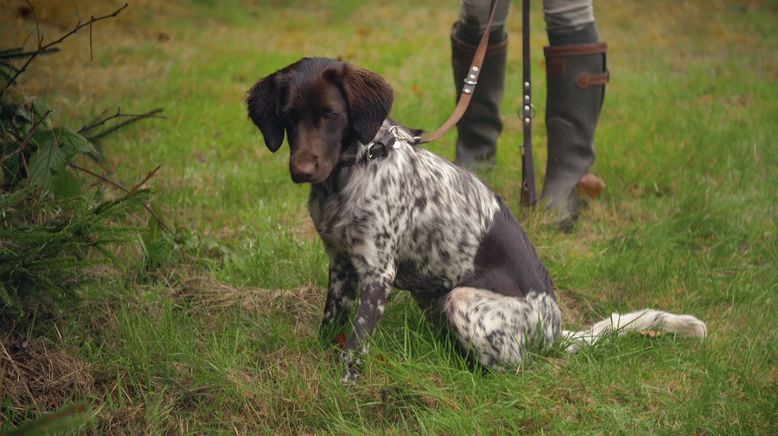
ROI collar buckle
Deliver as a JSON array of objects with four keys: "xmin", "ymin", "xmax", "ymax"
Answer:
[{"xmin": 366, "ymin": 142, "xmax": 379, "ymax": 160}]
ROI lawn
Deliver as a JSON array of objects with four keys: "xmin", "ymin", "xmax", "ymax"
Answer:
[{"xmin": 1, "ymin": 0, "xmax": 776, "ymax": 433}]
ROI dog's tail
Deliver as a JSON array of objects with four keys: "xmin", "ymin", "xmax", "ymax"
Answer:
[{"xmin": 562, "ymin": 309, "xmax": 707, "ymax": 353}]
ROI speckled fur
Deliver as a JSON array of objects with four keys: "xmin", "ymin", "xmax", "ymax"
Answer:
[
  {"xmin": 443, "ymin": 288, "xmax": 562, "ymax": 370},
  {"xmin": 310, "ymin": 121, "xmax": 565, "ymax": 382},
  {"xmin": 246, "ymin": 58, "xmax": 707, "ymax": 384}
]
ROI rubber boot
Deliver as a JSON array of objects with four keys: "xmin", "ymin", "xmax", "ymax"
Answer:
[
  {"xmin": 451, "ymin": 24, "xmax": 508, "ymax": 168},
  {"xmin": 541, "ymin": 41, "xmax": 608, "ymax": 230}
]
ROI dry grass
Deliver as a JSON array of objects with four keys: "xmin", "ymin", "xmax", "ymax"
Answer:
[
  {"xmin": 173, "ymin": 275, "xmax": 324, "ymax": 333},
  {"xmin": 0, "ymin": 333, "xmax": 94, "ymax": 424}
]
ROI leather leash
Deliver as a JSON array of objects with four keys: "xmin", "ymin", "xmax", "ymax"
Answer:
[
  {"xmin": 416, "ymin": 0, "xmax": 537, "ymax": 208},
  {"xmin": 416, "ymin": 0, "xmax": 500, "ymax": 144}
]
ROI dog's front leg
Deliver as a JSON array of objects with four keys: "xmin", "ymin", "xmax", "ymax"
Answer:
[
  {"xmin": 341, "ymin": 259, "xmax": 395, "ymax": 384},
  {"xmin": 320, "ymin": 254, "xmax": 358, "ymax": 344}
]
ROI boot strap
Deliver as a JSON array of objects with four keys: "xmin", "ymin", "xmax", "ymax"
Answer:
[
  {"xmin": 544, "ymin": 42, "xmax": 610, "ymax": 88},
  {"xmin": 576, "ymin": 70, "xmax": 610, "ymax": 88},
  {"xmin": 544, "ymin": 42, "xmax": 608, "ymax": 57}
]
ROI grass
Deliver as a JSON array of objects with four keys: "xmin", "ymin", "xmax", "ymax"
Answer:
[{"xmin": 1, "ymin": 0, "xmax": 776, "ymax": 433}]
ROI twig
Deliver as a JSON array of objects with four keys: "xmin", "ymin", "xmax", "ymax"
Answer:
[
  {"xmin": 84, "ymin": 108, "xmax": 165, "ymax": 142},
  {"xmin": 78, "ymin": 108, "xmax": 120, "ymax": 134},
  {"xmin": 28, "ymin": 0, "xmax": 41, "ymax": 50},
  {"xmin": 66, "ymin": 163, "xmax": 124, "ymax": 192},
  {"xmin": 4, "ymin": 2, "xmax": 129, "ymax": 89},
  {"xmin": 128, "ymin": 165, "xmax": 161, "ymax": 195},
  {"xmin": 67, "ymin": 162, "xmax": 173, "ymax": 235},
  {"xmin": 89, "ymin": 16, "xmax": 94, "ymax": 62},
  {"xmin": 0, "ymin": 109, "xmax": 52, "ymax": 163},
  {"xmin": 78, "ymin": 108, "xmax": 165, "ymax": 136}
]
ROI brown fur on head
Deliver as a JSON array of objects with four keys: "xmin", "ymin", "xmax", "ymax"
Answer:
[{"xmin": 246, "ymin": 57, "xmax": 393, "ymax": 184}]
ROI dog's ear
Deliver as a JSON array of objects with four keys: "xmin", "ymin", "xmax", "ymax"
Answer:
[
  {"xmin": 246, "ymin": 73, "xmax": 285, "ymax": 152},
  {"xmin": 335, "ymin": 64, "xmax": 393, "ymax": 144}
]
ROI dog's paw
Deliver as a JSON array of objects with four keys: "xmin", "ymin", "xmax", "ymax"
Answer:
[
  {"xmin": 666, "ymin": 314, "xmax": 707, "ymax": 339},
  {"xmin": 340, "ymin": 367, "xmax": 361, "ymax": 386},
  {"xmin": 340, "ymin": 349, "xmax": 363, "ymax": 386}
]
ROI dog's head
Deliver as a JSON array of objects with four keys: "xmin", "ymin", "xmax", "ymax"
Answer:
[{"xmin": 246, "ymin": 57, "xmax": 393, "ymax": 184}]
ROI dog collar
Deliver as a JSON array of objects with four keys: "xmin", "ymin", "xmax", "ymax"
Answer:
[{"xmin": 337, "ymin": 126, "xmax": 400, "ymax": 169}]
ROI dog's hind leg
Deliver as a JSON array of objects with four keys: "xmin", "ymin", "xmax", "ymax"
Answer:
[
  {"xmin": 442, "ymin": 287, "xmax": 562, "ymax": 370},
  {"xmin": 563, "ymin": 309, "xmax": 707, "ymax": 353}
]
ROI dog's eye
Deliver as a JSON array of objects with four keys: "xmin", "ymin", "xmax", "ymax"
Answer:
[{"xmin": 321, "ymin": 111, "xmax": 339, "ymax": 120}]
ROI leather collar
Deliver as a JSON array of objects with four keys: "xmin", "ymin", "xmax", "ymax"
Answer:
[{"xmin": 337, "ymin": 128, "xmax": 397, "ymax": 169}]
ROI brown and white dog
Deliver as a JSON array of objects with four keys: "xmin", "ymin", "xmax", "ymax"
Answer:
[{"xmin": 247, "ymin": 57, "xmax": 706, "ymax": 383}]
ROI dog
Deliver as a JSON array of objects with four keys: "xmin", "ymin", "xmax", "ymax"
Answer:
[{"xmin": 246, "ymin": 57, "xmax": 707, "ymax": 383}]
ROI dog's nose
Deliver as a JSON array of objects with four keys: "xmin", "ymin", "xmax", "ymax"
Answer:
[{"xmin": 291, "ymin": 159, "xmax": 317, "ymax": 183}]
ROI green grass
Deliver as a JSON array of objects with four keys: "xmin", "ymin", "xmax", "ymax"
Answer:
[{"xmin": 1, "ymin": 0, "xmax": 776, "ymax": 433}]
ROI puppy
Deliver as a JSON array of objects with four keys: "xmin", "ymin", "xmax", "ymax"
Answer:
[{"xmin": 246, "ymin": 57, "xmax": 706, "ymax": 383}]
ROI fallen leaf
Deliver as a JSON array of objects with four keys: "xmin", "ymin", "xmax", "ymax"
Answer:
[
  {"xmin": 577, "ymin": 173, "xmax": 606, "ymax": 199},
  {"xmin": 335, "ymin": 333, "xmax": 348, "ymax": 349}
]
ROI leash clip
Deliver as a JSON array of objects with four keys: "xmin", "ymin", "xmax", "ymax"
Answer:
[{"xmin": 387, "ymin": 125, "xmax": 409, "ymax": 147}]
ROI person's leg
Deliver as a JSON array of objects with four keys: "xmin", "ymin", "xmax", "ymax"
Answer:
[
  {"xmin": 452, "ymin": 0, "xmax": 511, "ymax": 168},
  {"xmin": 541, "ymin": 0, "xmax": 609, "ymax": 230}
]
